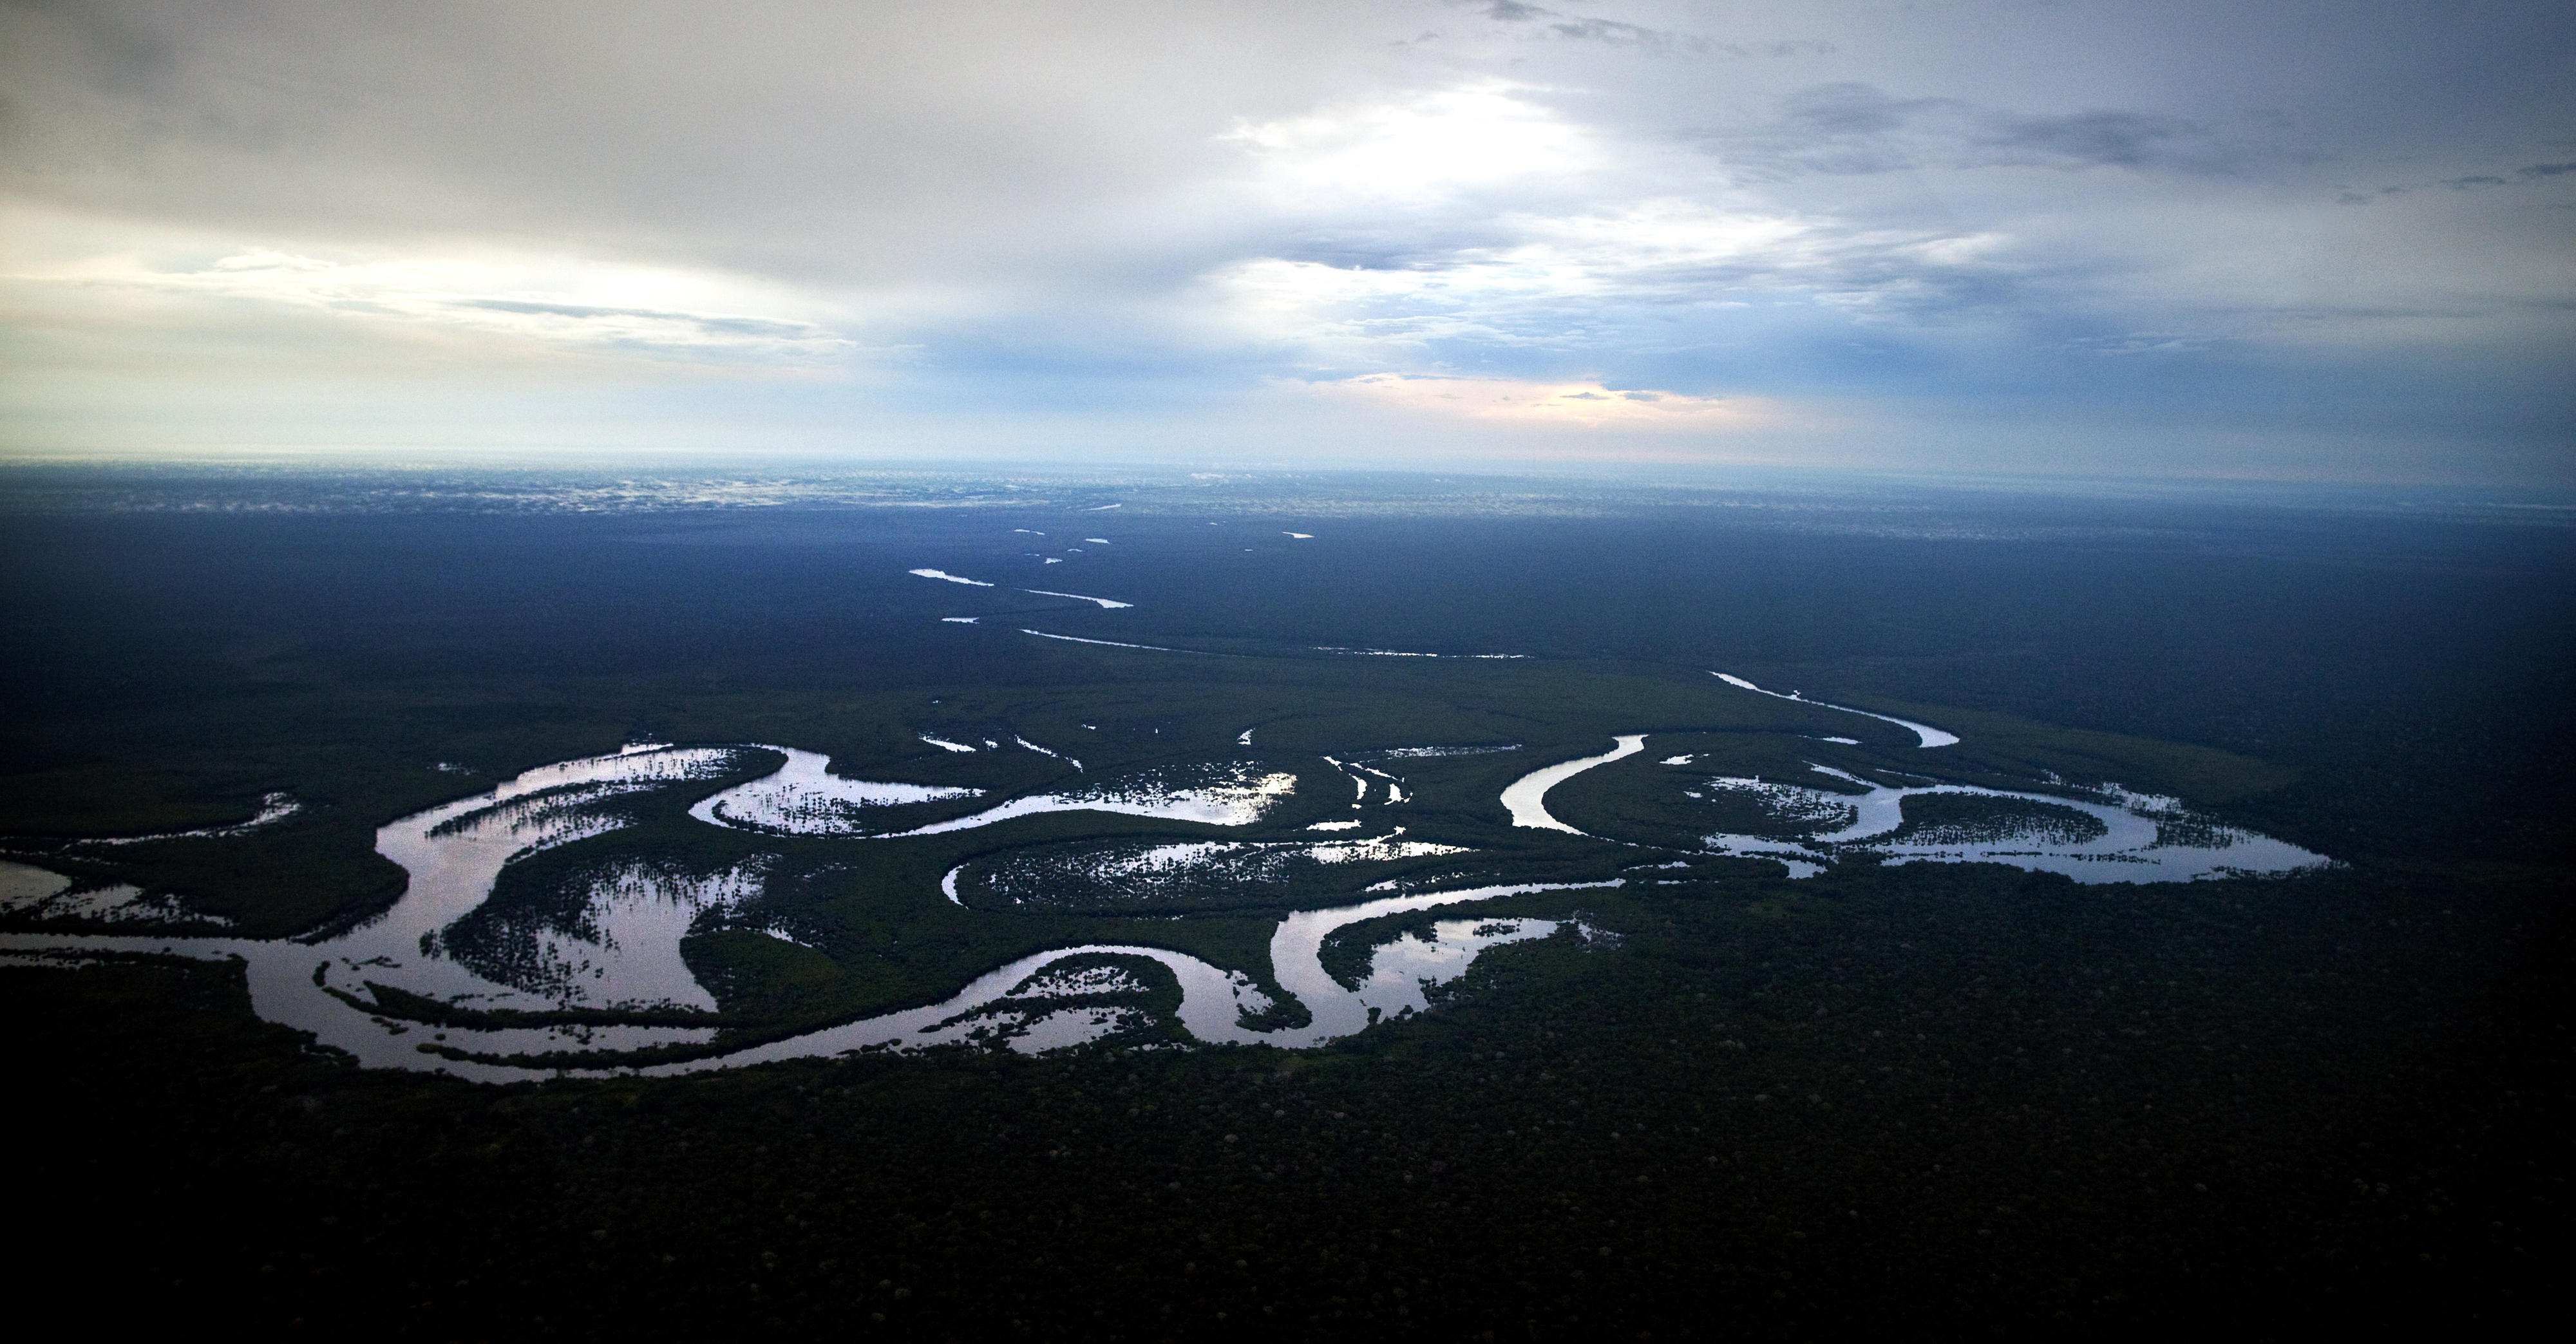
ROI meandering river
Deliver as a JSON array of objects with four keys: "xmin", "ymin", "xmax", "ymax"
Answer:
[
  {"xmin": 0, "ymin": 746, "xmax": 1607, "ymax": 1081},
  {"xmin": 0, "ymin": 698, "xmax": 2327, "ymax": 1081}
]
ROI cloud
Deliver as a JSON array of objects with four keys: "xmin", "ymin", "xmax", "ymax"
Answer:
[
  {"xmin": 1290, "ymin": 372, "xmax": 1780, "ymax": 431},
  {"xmin": 1697, "ymin": 83, "xmax": 2229, "ymax": 179},
  {"xmin": 1221, "ymin": 80, "xmax": 1596, "ymax": 205},
  {"xmin": 1206, "ymin": 81, "xmax": 2046, "ymax": 368},
  {"xmin": 2441, "ymin": 162, "xmax": 2576, "ymax": 191},
  {"xmin": 0, "ymin": 1, "xmax": 2568, "ymax": 483},
  {"xmin": 1975, "ymin": 109, "xmax": 2207, "ymax": 169},
  {"xmin": 1463, "ymin": 1, "xmax": 1831, "ymax": 58},
  {"xmin": 2343, "ymin": 158, "xmax": 2576, "ymax": 202},
  {"xmin": 1208, "ymin": 184, "xmax": 2024, "ymax": 379},
  {"xmin": 2061, "ymin": 332, "xmax": 2207, "ymax": 356},
  {"xmin": 10, "ymin": 241, "xmax": 858, "ymax": 364}
]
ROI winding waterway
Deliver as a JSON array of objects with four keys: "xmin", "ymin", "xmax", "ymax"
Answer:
[
  {"xmin": 0, "ymin": 746, "xmax": 1606, "ymax": 1081},
  {"xmin": 1499, "ymin": 735, "xmax": 1647, "ymax": 831},
  {"xmin": 1712, "ymin": 672, "xmax": 1962, "ymax": 747},
  {"xmin": 1, "ymin": 695, "xmax": 2327, "ymax": 1081}
]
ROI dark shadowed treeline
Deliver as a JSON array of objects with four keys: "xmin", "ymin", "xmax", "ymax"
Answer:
[{"xmin": 8, "ymin": 857, "xmax": 2561, "ymax": 1339}]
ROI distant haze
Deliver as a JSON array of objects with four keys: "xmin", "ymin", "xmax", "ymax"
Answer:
[{"xmin": 2, "ymin": 1, "xmax": 2569, "ymax": 484}]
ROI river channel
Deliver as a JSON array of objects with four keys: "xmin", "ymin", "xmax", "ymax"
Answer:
[{"xmin": 0, "ymin": 694, "xmax": 2325, "ymax": 1081}]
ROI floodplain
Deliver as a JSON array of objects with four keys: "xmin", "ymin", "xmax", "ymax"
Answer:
[{"xmin": 0, "ymin": 464, "xmax": 2563, "ymax": 1339}]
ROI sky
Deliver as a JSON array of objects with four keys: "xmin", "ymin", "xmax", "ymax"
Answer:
[{"xmin": 2, "ymin": 0, "xmax": 2570, "ymax": 484}]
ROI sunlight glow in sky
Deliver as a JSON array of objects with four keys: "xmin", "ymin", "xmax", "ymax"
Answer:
[{"xmin": 1, "ymin": 1, "xmax": 2568, "ymax": 483}]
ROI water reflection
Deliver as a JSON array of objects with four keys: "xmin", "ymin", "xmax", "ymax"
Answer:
[
  {"xmin": 1690, "ymin": 764, "xmax": 2329, "ymax": 883},
  {"xmin": 0, "ymin": 718, "xmax": 2330, "ymax": 1082},
  {"xmin": 1500, "ymin": 736, "xmax": 1646, "ymax": 832}
]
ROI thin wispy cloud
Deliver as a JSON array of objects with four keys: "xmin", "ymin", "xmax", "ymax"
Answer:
[{"xmin": 21, "ymin": 249, "xmax": 858, "ymax": 363}]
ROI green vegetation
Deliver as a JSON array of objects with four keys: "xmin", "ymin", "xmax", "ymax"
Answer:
[
  {"xmin": 8, "ymin": 856, "xmax": 2559, "ymax": 1338},
  {"xmin": 1888, "ymin": 792, "xmax": 2109, "ymax": 846},
  {"xmin": 2, "ymin": 475, "xmax": 2563, "ymax": 1336}
]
